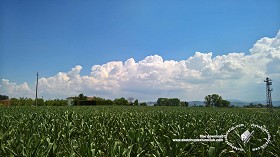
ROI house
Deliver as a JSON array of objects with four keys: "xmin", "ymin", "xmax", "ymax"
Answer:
[
  {"xmin": 66, "ymin": 97, "xmax": 75, "ymax": 106},
  {"xmin": 66, "ymin": 96, "xmax": 96, "ymax": 106},
  {"xmin": 0, "ymin": 99, "xmax": 11, "ymax": 106}
]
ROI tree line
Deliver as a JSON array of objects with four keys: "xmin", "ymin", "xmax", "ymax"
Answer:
[
  {"xmin": 71, "ymin": 94, "xmax": 148, "ymax": 106},
  {"xmin": 3, "ymin": 94, "xmax": 267, "ymax": 108},
  {"xmin": 154, "ymin": 98, "xmax": 188, "ymax": 106},
  {"xmin": 1, "ymin": 97, "xmax": 68, "ymax": 106},
  {"xmin": 244, "ymin": 103, "xmax": 265, "ymax": 108},
  {"xmin": 204, "ymin": 94, "xmax": 230, "ymax": 107}
]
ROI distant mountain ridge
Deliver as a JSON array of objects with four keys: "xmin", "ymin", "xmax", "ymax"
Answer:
[
  {"xmin": 228, "ymin": 99, "xmax": 280, "ymax": 107},
  {"xmin": 188, "ymin": 100, "xmax": 280, "ymax": 107},
  {"xmin": 145, "ymin": 100, "xmax": 280, "ymax": 107}
]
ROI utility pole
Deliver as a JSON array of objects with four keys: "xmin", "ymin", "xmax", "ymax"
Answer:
[
  {"xmin": 264, "ymin": 77, "xmax": 273, "ymax": 112},
  {"xmin": 35, "ymin": 72, "xmax": 39, "ymax": 106}
]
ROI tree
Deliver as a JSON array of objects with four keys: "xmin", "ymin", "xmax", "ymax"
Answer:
[
  {"xmin": 140, "ymin": 102, "xmax": 147, "ymax": 106},
  {"xmin": 37, "ymin": 98, "xmax": 44, "ymax": 106},
  {"xmin": 72, "ymin": 93, "xmax": 88, "ymax": 105},
  {"xmin": 211, "ymin": 94, "xmax": 223, "ymax": 107},
  {"xmin": 221, "ymin": 100, "xmax": 230, "ymax": 107},
  {"xmin": 180, "ymin": 101, "xmax": 189, "ymax": 107},
  {"xmin": 168, "ymin": 98, "xmax": 181, "ymax": 106},
  {"xmin": 114, "ymin": 97, "xmax": 129, "ymax": 106},
  {"xmin": 156, "ymin": 98, "xmax": 168, "ymax": 106},
  {"xmin": 204, "ymin": 94, "xmax": 226, "ymax": 107},
  {"xmin": 257, "ymin": 103, "xmax": 264, "ymax": 108},
  {"xmin": 78, "ymin": 93, "xmax": 87, "ymax": 100},
  {"xmin": 156, "ymin": 98, "xmax": 181, "ymax": 106},
  {"xmin": 127, "ymin": 97, "xmax": 134, "ymax": 106},
  {"xmin": 93, "ymin": 97, "xmax": 105, "ymax": 101},
  {"xmin": 245, "ymin": 103, "xmax": 264, "ymax": 108},
  {"xmin": 0, "ymin": 95, "xmax": 9, "ymax": 100},
  {"xmin": 204, "ymin": 95, "xmax": 211, "ymax": 107},
  {"xmin": 134, "ymin": 99, "xmax": 139, "ymax": 106},
  {"xmin": 10, "ymin": 98, "xmax": 19, "ymax": 106},
  {"xmin": 45, "ymin": 99, "xmax": 67, "ymax": 106},
  {"xmin": 10, "ymin": 97, "xmax": 34, "ymax": 106},
  {"xmin": 10, "ymin": 97, "xmax": 68, "ymax": 106}
]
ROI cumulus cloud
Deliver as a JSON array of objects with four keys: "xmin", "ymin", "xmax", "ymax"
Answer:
[
  {"xmin": 250, "ymin": 30, "xmax": 280, "ymax": 55},
  {"xmin": 1, "ymin": 30, "xmax": 280, "ymax": 101},
  {"xmin": 1, "ymin": 79, "xmax": 33, "ymax": 98}
]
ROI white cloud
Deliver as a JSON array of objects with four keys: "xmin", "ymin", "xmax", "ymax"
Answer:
[
  {"xmin": 1, "ymin": 79, "xmax": 33, "ymax": 98},
  {"xmin": 1, "ymin": 30, "xmax": 280, "ymax": 101},
  {"xmin": 250, "ymin": 30, "xmax": 280, "ymax": 55}
]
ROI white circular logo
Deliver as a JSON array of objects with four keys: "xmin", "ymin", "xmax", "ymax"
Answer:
[{"xmin": 224, "ymin": 124, "xmax": 271, "ymax": 151}]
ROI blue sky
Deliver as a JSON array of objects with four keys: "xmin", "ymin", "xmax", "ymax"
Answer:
[{"xmin": 1, "ymin": 0, "xmax": 280, "ymax": 101}]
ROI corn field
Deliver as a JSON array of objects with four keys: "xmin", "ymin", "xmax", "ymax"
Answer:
[{"xmin": 0, "ymin": 106, "xmax": 279, "ymax": 156}]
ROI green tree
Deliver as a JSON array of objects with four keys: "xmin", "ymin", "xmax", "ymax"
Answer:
[
  {"xmin": 93, "ymin": 97, "xmax": 105, "ymax": 101},
  {"xmin": 221, "ymin": 100, "xmax": 230, "ymax": 107},
  {"xmin": 114, "ymin": 97, "xmax": 129, "ymax": 106},
  {"xmin": 78, "ymin": 93, "xmax": 87, "ymax": 100},
  {"xmin": 10, "ymin": 98, "xmax": 19, "ymax": 106},
  {"xmin": 204, "ymin": 94, "xmax": 224, "ymax": 107},
  {"xmin": 156, "ymin": 98, "xmax": 168, "ymax": 106},
  {"xmin": 156, "ymin": 98, "xmax": 181, "ymax": 106},
  {"xmin": 168, "ymin": 98, "xmax": 180, "ymax": 106},
  {"xmin": 0, "ymin": 95, "xmax": 9, "ymax": 100},
  {"xmin": 180, "ymin": 101, "xmax": 189, "ymax": 107},
  {"xmin": 14, "ymin": 97, "xmax": 34, "ymax": 106},
  {"xmin": 204, "ymin": 95, "xmax": 211, "ymax": 107},
  {"xmin": 27, "ymin": 98, "xmax": 34, "ymax": 106},
  {"xmin": 257, "ymin": 103, "xmax": 264, "ymax": 108},
  {"xmin": 44, "ymin": 99, "xmax": 67, "ymax": 106},
  {"xmin": 127, "ymin": 97, "xmax": 134, "ymax": 106},
  {"xmin": 134, "ymin": 99, "xmax": 139, "ymax": 106},
  {"xmin": 211, "ymin": 94, "xmax": 223, "ymax": 107},
  {"xmin": 140, "ymin": 102, "xmax": 147, "ymax": 106},
  {"xmin": 37, "ymin": 98, "xmax": 45, "ymax": 106},
  {"xmin": 72, "ymin": 93, "xmax": 88, "ymax": 105}
]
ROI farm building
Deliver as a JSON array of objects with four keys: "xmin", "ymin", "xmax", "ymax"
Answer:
[
  {"xmin": 66, "ymin": 96, "xmax": 113, "ymax": 106},
  {"xmin": 66, "ymin": 96, "xmax": 96, "ymax": 106},
  {"xmin": 0, "ymin": 99, "xmax": 11, "ymax": 106},
  {"xmin": 66, "ymin": 97, "xmax": 74, "ymax": 106}
]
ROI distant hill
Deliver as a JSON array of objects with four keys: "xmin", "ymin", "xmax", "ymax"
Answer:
[
  {"xmin": 144, "ymin": 100, "xmax": 280, "ymax": 107},
  {"xmin": 188, "ymin": 101, "xmax": 205, "ymax": 106},
  {"xmin": 228, "ymin": 100, "xmax": 280, "ymax": 107},
  {"xmin": 146, "ymin": 102, "xmax": 156, "ymax": 106},
  {"xmin": 188, "ymin": 100, "xmax": 280, "ymax": 107}
]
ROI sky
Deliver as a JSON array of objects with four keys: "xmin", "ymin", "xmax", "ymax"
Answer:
[{"xmin": 0, "ymin": 0, "xmax": 280, "ymax": 102}]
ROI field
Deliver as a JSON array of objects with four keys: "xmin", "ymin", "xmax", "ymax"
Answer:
[{"xmin": 0, "ymin": 106, "xmax": 279, "ymax": 157}]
